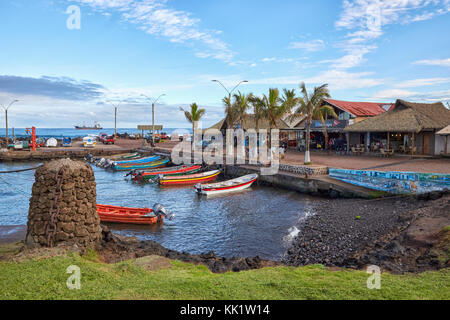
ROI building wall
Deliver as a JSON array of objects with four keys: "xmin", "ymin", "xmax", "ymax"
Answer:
[{"xmin": 435, "ymin": 134, "xmax": 450, "ymax": 155}]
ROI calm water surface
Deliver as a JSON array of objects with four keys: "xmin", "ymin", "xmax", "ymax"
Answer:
[{"xmin": 0, "ymin": 161, "xmax": 319, "ymax": 260}]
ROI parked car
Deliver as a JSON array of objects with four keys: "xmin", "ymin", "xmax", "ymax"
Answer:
[
  {"xmin": 45, "ymin": 138, "xmax": 58, "ymax": 147},
  {"xmin": 62, "ymin": 137, "xmax": 72, "ymax": 147},
  {"xmin": 160, "ymin": 132, "xmax": 169, "ymax": 140},
  {"xmin": 103, "ymin": 135, "xmax": 115, "ymax": 145},
  {"xmin": 98, "ymin": 133, "xmax": 108, "ymax": 143},
  {"xmin": 83, "ymin": 136, "xmax": 96, "ymax": 148}
]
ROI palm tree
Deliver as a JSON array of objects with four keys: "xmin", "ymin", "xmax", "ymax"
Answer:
[
  {"xmin": 223, "ymin": 95, "xmax": 238, "ymax": 129},
  {"xmin": 232, "ymin": 91, "xmax": 252, "ymax": 129},
  {"xmin": 180, "ymin": 103, "xmax": 206, "ymax": 137},
  {"xmin": 294, "ymin": 82, "xmax": 335, "ymax": 164},
  {"xmin": 255, "ymin": 88, "xmax": 291, "ymax": 148}
]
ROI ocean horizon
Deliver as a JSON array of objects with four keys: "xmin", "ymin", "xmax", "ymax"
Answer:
[{"xmin": 0, "ymin": 127, "xmax": 193, "ymax": 139}]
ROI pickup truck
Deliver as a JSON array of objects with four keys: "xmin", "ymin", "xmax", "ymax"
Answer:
[{"xmin": 103, "ymin": 136, "xmax": 115, "ymax": 145}]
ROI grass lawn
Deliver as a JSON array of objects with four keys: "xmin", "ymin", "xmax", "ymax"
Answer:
[{"xmin": 0, "ymin": 246, "xmax": 448, "ymax": 300}]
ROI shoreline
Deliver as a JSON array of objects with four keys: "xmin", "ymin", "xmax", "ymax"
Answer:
[
  {"xmin": 3, "ymin": 191, "xmax": 449, "ymax": 274},
  {"xmin": 284, "ymin": 191, "xmax": 450, "ymax": 274}
]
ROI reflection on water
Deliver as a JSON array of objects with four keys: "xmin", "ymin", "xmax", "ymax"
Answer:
[{"xmin": 0, "ymin": 161, "xmax": 320, "ymax": 260}]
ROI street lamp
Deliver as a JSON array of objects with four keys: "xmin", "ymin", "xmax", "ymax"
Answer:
[
  {"xmin": 1, "ymin": 99, "xmax": 19, "ymax": 146},
  {"xmin": 107, "ymin": 99, "xmax": 127, "ymax": 139},
  {"xmin": 212, "ymin": 79, "xmax": 248, "ymax": 99},
  {"xmin": 141, "ymin": 93, "xmax": 166, "ymax": 144}
]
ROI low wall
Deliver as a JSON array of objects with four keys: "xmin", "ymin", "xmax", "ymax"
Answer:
[
  {"xmin": 223, "ymin": 165, "xmax": 368, "ymax": 198},
  {"xmin": 329, "ymin": 168, "xmax": 450, "ymax": 194},
  {"xmin": 0, "ymin": 149, "xmax": 136, "ymax": 161}
]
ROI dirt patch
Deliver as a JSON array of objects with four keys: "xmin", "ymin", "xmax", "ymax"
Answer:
[
  {"xmin": 134, "ymin": 255, "xmax": 173, "ymax": 272},
  {"xmin": 0, "ymin": 243, "xmax": 70, "ymax": 262}
]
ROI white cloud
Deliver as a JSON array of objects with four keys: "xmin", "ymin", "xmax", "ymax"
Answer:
[
  {"xmin": 332, "ymin": 0, "xmax": 450, "ymax": 70},
  {"xmin": 71, "ymin": 0, "xmax": 235, "ymax": 62},
  {"xmin": 249, "ymin": 69, "xmax": 384, "ymax": 90},
  {"xmin": 413, "ymin": 58, "xmax": 450, "ymax": 67},
  {"xmin": 368, "ymin": 88, "xmax": 450, "ymax": 103},
  {"xmin": 395, "ymin": 77, "xmax": 450, "ymax": 88},
  {"xmin": 289, "ymin": 39, "xmax": 325, "ymax": 52}
]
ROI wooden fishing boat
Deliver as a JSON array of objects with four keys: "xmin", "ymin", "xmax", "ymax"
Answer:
[
  {"xmin": 195, "ymin": 174, "xmax": 258, "ymax": 196},
  {"xmin": 113, "ymin": 159, "xmax": 170, "ymax": 171},
  {"xmin": 97, "ymin": 204, "xmax": 163, "ymax": 225},
  {"xmin": 113, "ymin": 155, "xmax": 160, "ymax": 165},
  {"xmin": 133, "ymin": 165, "xmax": 202, "ymax": 181},
  {"xmin": 159, "ymin": 170, "xmax": 220, "ymax": 186},
  {"xmin": 108, "ymin": 152, "xmax": 140, "ymax": 160}
]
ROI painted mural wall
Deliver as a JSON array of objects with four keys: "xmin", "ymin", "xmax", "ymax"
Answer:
[{"xmin": 329, "ymin": 168, "xmax": 450, "ymax": 194}]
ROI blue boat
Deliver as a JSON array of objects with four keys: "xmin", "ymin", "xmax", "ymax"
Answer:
[{"xmin": 114, "ymin": 156, "xmax": 160, "ymax": 165}]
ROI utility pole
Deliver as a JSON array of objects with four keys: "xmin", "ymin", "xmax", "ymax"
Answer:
[
  {"xmin": 1, "ymin": 99, "xmax": 19, "ymax": 147},
  {"xmin": 141, "ymin": 94, "xmax": 166, "ymax": 144},
  {"xmin": 108, "ymin": 100, "xmax": 126, "ymax": 139}
]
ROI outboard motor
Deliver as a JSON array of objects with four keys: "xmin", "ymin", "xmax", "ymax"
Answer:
[
  {"xmin": 125, "ymin": 169, "xmax": 136, "ymax": 178},
  {"xmin": 85, "ymin": 154, "xmax": 93, "ymax": 163},
  {"xmin": 152, "ymin": 203, "xmax": 175, "ymax": 221}
]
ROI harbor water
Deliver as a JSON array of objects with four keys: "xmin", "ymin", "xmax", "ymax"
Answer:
[{"xmin": 0, "ymin": 161, "xmax": 319, "ymax": 260}]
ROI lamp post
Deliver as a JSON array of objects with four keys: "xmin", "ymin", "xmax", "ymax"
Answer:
[
  {"xmin": 211, "ymin": 79, "xmax": 248, "ymax": 102},
  {"xmin": 1, "ymin": 99, "xmax": 19, "ymax": 146},
  {"xmin": 108, "ymin": 99, "xmax": 126, "ymax": 139},
  {"xmin": 141, "ymin": 93, "xmax": 166, "ymax": 144}
]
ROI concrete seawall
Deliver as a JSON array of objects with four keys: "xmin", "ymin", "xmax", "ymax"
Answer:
[
  {"xmin": 0, "ymin": 149, "xmax": 137, "ymax": 162},
  {"xmin": 223, "ymin": 165, "xmax": 377, "ymax": 199}
]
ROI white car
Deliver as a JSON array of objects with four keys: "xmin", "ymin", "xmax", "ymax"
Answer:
[{"xmin": 83, "ymin": 136, "xmax": 96, "ymax": 148}]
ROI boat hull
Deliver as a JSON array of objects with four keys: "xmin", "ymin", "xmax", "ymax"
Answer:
[
  {"xmin": 136, "ymin": 165, "xmax": 202, "ymax": 181},
  {"xmin": 97, "ymin": 204, "xmax": 162, "ymax": 225},
  {"xmin": 159, "ymin": 170, "xmax": 220, "ymax": 186},
  {"xmin": 113, "ymin": 159, "xmax": 169, "ymax": 171},
  {"xmin": 196, "ymin": 178, "xmax": 257, "ymax": 196},
  {"xmin": 114, "ymin": 156, "xmax": 160, "ymax": 165}
]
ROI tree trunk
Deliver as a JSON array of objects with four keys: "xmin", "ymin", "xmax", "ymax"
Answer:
[{"xmin": 305, "ymin": 117, "xmax": 311, "ymax": 164}]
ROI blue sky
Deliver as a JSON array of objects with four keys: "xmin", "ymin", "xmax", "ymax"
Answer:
[{"xmin": 0, "ymin": 0, "xmax": 449, "ymax": 128}]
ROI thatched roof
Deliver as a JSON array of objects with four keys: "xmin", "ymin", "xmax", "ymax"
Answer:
[
  {"xmin": 437, "ymin": 125, "xmax": 450, "ymax": 135},
  {"xmin": 344, "ymin": 99, "xmax": 450, "ymax": 133}
]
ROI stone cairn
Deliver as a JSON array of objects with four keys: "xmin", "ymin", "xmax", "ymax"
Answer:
[{"xmin": 25, "ymin": 159, "xmax": 102, "ymax": 249}]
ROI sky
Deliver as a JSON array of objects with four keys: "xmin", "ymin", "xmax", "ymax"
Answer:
[{"xmin": 0, "ymin": 0, "xmax": 449, "ymax": 129}]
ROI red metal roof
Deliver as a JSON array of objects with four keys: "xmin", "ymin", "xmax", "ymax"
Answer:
[{"xmin": 325, "ymin": 99, "xmax": 394, "ymax": 117}]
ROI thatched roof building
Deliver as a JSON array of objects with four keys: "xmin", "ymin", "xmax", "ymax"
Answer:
[{"xmin": 344, "ymin": 99, "xmax": 450, "ymax": 133}]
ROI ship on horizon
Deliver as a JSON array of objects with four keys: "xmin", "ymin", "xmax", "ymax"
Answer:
[{"xmin": 74, "ymin": 122, "xmax": 103, "ymax": 130}]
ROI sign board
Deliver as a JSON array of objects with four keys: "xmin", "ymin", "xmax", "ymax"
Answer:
[{"xmin": 137, "ymin": 125, "xmax": 163, "ymax": 131}]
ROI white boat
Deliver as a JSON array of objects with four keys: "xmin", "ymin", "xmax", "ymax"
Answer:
[{"xmin": 195, "ymin": 173, "xmax": 258, "ymax": 196}]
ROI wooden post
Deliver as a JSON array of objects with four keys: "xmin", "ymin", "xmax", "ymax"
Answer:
[
  {"xmin": 387, "ymin": 132, "xmax": 390, "ymax": 150},
  {"xmin": 346, "ymin": 132, "xmax": 350, "ymax": 153},
  {"xmin": 411, "ymin": 132, "xmax": 415, "ymax": 157},
  {"xmin": 445, "ymin": 135, "xmax": 448, "ymax": 155}
]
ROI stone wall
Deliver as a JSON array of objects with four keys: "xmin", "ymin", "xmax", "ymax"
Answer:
[{"xmin": 25, "ymin": 159, "xmax": 102, "ymax": 249}]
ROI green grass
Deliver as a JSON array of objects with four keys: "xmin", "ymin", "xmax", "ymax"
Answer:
[{"xmin": 0, "ymin": 251, "xmax": 449, "ymax": 300}]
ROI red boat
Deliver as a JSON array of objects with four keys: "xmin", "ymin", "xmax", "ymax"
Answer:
[{"xmin": 97, "ymin": 204, "xmax": 163, "ymax": 225}]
